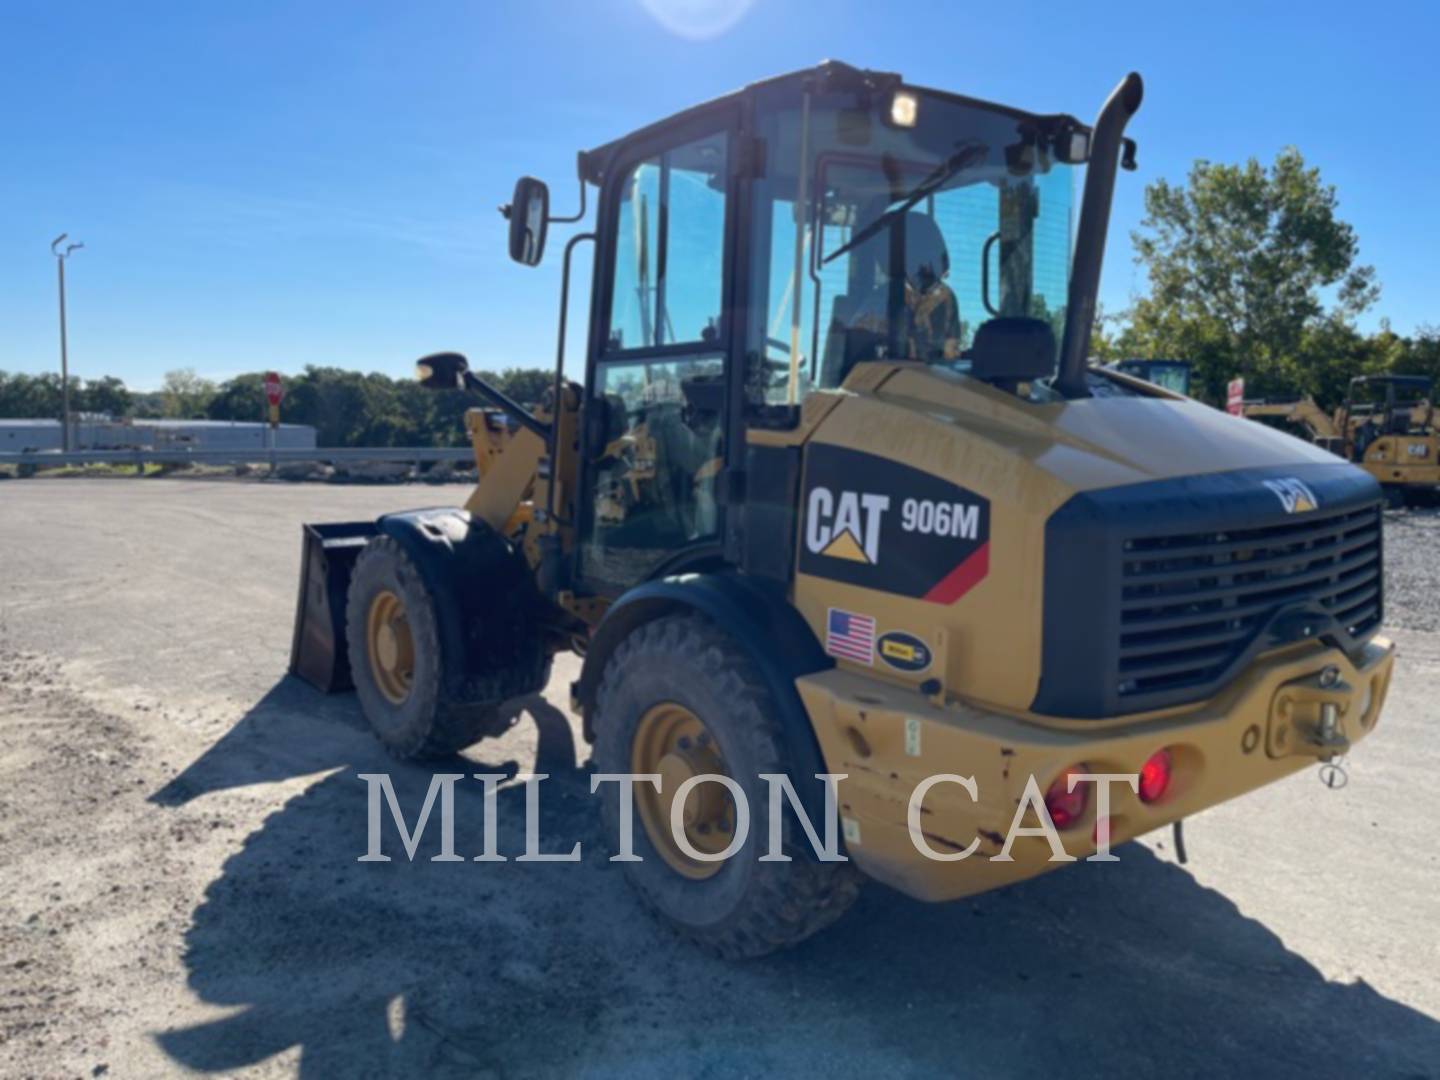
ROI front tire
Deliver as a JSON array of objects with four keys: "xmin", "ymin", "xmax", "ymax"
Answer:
[
  {"xmin": 345, "ymin": 535, "xmax": 509, "ymax": 759},
  {"xmin": 592, "ymin": 614, "xmax": 860, "ymax": 958}
]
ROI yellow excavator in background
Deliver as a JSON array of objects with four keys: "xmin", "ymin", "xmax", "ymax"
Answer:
[{"xmin": 1243, "ymin": 375, "xmax": 1437, "ymax": 505}]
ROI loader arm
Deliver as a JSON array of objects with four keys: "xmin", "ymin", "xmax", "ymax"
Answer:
[{"xmin": 462, "ymin": 407, "xmax": 547, "ymax": 535}]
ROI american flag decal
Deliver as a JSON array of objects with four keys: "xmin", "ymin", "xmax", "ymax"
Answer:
[{"xmin": 826, "ymin": 608, "xmax": 875, "ymax": 665}]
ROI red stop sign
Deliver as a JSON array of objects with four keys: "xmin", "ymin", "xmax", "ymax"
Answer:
[
  {"xmin": 264, "ymin": 372, "xmax": 283, "ymax": 407},
  {"xmin": 1226, "ymin": 377, "xmax": 1245, "ymax": 416}
]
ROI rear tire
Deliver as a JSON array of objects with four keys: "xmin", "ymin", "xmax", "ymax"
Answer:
[
  {"xmin": 593, "ymin": 614, "xmax": 861, "ymax": 958},
  {"xmin": 346, "ymin": 535, "xmax": 514, "ymax": 759}
]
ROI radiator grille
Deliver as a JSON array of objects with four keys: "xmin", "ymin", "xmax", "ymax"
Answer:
[{"xmin": 1116, "ymin": 504, "xmax": 1383, "ymax": 698}]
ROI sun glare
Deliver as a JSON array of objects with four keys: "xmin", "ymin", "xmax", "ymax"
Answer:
[{"xmin": 638, "ymin": 0, "xmax": 756, "ymax": 40}]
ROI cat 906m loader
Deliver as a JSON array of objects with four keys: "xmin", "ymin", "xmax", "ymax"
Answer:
[{"xmin": 290, "ymin": 63, "xmax": 1395, "ymax": 957}]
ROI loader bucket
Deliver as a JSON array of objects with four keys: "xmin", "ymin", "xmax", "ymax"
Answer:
[{"xmin": 289, "ymin": 521, "xmax": 378, "ymax": 693}]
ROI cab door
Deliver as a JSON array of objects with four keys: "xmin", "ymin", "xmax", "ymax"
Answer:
[{"xmin": 576, "ymin": 116, "xmax": 739, "ymax": 593}]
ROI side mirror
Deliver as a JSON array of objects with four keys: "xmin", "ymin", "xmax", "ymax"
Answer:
[
  {"xmin": 507, "ymin": 176, "xmax": 549, "ymax": 266},
  {"xmin": 415, "ymin": 351, "xmax": 469, "ymax": 390}
]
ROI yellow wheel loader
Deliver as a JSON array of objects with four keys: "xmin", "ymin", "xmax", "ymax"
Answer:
[
  {"xmin": 1243, "ymin": 375, "xmax": 1438, "ymax": 506},
  {"xmin": 290, "ymin": 63, "xmax": 1395, "ymax": 957}
]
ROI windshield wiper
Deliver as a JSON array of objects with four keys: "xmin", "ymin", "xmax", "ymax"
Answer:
[{"xmin": 822, "ymin": 142, "xmax": 989, "ymax": 266}]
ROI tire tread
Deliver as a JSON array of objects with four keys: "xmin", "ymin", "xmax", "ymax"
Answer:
[{"xmin": 594, "ymin": 614, "xmax": 860, "ymax": 958}]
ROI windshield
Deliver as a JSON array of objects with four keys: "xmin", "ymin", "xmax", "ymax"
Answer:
[{"xmin": 746, "ymin": 86, "xmax": 1079, "ymax": 405}]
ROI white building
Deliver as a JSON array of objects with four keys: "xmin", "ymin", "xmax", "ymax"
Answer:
[{"xmin": 0, "ymin": 418, "xmax": 318, "ymax": 452}]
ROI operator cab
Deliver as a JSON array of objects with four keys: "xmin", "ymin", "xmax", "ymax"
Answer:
[
  {"xmin": 737, "ymin": 77, "xmax": 1085, "ymax": 403},
  {"xmin": 1342, "ymin": 375, "xmax": 1434, "ymax": 448},
  {"xmin": 503, "ymin": 61, "xmax": 1141, "ymax": 594}
]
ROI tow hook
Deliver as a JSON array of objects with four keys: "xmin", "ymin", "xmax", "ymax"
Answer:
[
  {"xmin": 1267, "ymin": 664, "xmax": 1353, "ymax": 788},
  {"xmin": 1317, "ymin": 699, "xmax": 1349, "ymax": 789}
]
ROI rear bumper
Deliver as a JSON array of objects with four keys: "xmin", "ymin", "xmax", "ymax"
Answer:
[{"xmin": 796, "ymin": 636, "xmax": 1394, "ymax": 902}]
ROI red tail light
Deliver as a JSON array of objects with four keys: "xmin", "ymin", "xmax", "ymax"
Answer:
[
  {"xmin": 1139, "ymin": 748, "xmax": 1173, "ymax": 803},
  {"xmin": 1044, "ymin": 765, "xmax": 1088, "ymax": 829}
]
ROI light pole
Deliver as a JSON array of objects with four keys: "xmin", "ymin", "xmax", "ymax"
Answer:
[{"xmin": 51, "ymin": 233, "xmax": 83, "ymax": 452}]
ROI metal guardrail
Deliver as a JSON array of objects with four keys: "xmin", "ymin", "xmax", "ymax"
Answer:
[{"xmin": 0, "ymin": 447, "xmax": 476, "ymax": 468}]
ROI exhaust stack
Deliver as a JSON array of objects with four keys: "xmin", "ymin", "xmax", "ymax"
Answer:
[{"xmin": 1056, "ymin": 72, "xmax": 1144, "ymax": 399}]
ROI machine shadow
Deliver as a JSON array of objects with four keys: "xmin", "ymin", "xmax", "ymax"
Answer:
[{"xmin": 152, "ymin": 678, "xmax": 1440, "ymax": 1077}]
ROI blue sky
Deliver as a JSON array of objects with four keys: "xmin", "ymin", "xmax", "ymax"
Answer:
[{"xmin": 1, "ymin": 0, "xmax": 1434, "ymax": 389}]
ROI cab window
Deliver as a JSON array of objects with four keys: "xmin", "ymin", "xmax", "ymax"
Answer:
[
  {"xmin": 583, "ymin": 128, "xmax": 730, "ymax": 591},
  {"xmin": 608, "ymin": 132, "xmax": 728, "ymax": 351}
]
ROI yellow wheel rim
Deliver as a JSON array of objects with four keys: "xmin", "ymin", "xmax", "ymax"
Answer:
[
  {"xmin": 365, "ymin": 589, "xmax": 415, "ymax": 705},
  {"xmin": 631, "ymin": 703, "xmax": 735, "ymax": 880}
]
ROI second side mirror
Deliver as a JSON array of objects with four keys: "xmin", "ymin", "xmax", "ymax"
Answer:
[
  {"xmin": 507, "ymin": 176, "xmax": 550, "ymax": 266},
  {"xmin": 415, "ymin": 351, "xmax": 469, "ymax": 390}
]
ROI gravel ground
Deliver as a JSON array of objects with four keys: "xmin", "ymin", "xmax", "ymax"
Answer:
[
  {"xmin": 1382, "ymin": 505, "xmax": 1440, "ymax": 634},
  {"xmin": 0, "ymin": 479, "xmax": 1437, "ymax": 1079}
]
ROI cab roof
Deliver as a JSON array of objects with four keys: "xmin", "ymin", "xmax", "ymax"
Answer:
[{"xmin": 577, "ymin": 60, "xmax": 1086, "ymax": 187}]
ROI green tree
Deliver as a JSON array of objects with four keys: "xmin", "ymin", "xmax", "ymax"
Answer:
[
  {"xmin": 77, "ymin": 375, "xmax": 132, "ymax": 417},
  {"xmin": 1126, "ymin": 148, "xmax": 1378, "ymax": 404},
  {"xmin": 1397, "ymin": 325, "xmax": 1440, "ymax": 389},
  {"xmin": 282, "ymin": 366, "xmax": 366, "ymax": 445},
  {"xmin": 207, "ymin": 373, "xmax": 271, "ymax": 423},
  {"xmin": 489, "ymin": 367, "xmax": 553, "ymax": 408},
  {"xmin": 0, "ymin": 372, "xmax": 63, "ymax": 417},
  {"xmin": 0, "ymin": 362, "xmax": 557, "ymax": 447},
  {"xmin": 1088, "ymin": 304, "xmax": 1130, "ymax": 363},
  {"xmin": 160, "ymin": 368, "xmax": 218, "ymax": 418},
  {"xmin": 131, "ymin": 391, "xmax": 167, "ymax": 419}
]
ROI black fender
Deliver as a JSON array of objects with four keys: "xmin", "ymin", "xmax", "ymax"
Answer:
[
  {"xmin": 377, "ymin": 507, "xmax": 545, "ymax": 703},
  {"xmin": 576, "ymin": 572, "xmax": 837, "ymax": 833}
]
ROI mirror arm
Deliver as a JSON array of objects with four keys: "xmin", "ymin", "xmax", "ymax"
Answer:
[
  {"xmin": 461, "ymin": 371, "xmax": 551, "ymax": 440},
  {"xmin": 546, "ymin": 177, "xmax": 588, "ymax": 225},
  {"xmin": 499, "ymin": 180, "xmax": 584, "ymax": 224}
]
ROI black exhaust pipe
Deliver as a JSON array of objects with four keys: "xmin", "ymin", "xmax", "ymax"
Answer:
[{"xmin": 1055, "ymin": 72, "xmax": 1144, "ymax": 399}]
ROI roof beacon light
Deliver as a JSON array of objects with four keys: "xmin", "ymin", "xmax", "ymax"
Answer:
[{"xmin": 890, "ymin": 90, "xmax": 919, "ymax": 128}]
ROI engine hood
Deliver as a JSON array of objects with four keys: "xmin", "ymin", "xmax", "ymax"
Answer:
[
  {"xmin": 789, "ymin": 362, "xmax": 1384, "ymax": 723},
  {"xmin": 874, "ymin": 366, "xmax": 1343, "ymax": 494}
]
